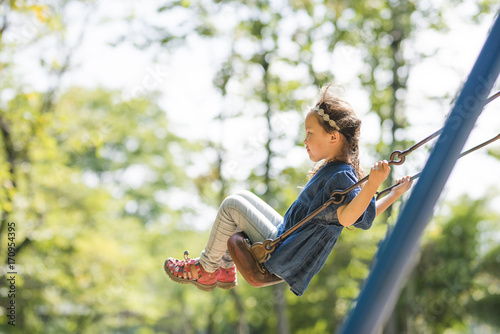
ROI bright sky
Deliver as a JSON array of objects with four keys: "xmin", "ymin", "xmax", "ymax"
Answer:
[{"xmin": 7, "ymin": 0, "xmax": 500, "ymax": 225}]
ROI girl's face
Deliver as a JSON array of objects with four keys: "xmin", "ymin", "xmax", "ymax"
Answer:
[{"xmin": 303, "ymin": 112, "xmax": 339, "ymax": 162}]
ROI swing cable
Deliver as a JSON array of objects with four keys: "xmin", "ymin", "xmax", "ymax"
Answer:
[
  {"xmin": 375, "ymin": 90, "xmax": 500, "ymax": 199},
  {"xmin": 327, "ymin": 89, "xmax": 500, "ymax": 205},
  {"xmin": 252, "ymin": 90, "xmax": 500, "ymax": 258},
  {"xmin": 376, "ymin": 131, "xmax": 500, "ymax": 199},
  {"xmin": 382, "ymin": 90, "xmax": 500, "ymax": 167}
]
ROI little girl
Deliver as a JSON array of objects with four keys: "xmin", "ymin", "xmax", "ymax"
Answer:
[{"xmin": 165, "ymin": 85, "xmax": 412, "ymax": 296}]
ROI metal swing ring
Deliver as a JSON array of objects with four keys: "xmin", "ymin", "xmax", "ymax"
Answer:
[
  {"xmin": 331, "ymin": 192, "xmax": 345, "ymax": 204},
  {"xmin": 265, "ymin": 242, "xmax": 274, "ymax": 251},
  {"xmin": 389, "ymin": 150, "xmax": 406, "ymax": 165}
]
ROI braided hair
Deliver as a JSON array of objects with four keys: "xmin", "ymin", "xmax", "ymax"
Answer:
[{"xmin": 308, "ymin": 84, "xmax": 364, "ymax": 180}]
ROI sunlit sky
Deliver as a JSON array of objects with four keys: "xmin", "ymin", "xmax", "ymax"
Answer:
[{"xmin": 7, "ymin": 0, "xmax": 500, "ymax": 226}]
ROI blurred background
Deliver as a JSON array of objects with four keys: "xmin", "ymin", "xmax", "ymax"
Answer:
[{"xmin": 1, "ymin": 0, "xmax": 500, "ymax": 333}]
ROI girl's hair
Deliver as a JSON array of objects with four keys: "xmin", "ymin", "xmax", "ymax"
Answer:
[{"xmin": 308, "ymin": 84, "xmax": 365, "ymax": 180}]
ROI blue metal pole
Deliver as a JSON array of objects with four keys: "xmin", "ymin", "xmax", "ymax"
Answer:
[{"xmin": 339, "ymin": 14, "xmax": 500, "ymax": 334}]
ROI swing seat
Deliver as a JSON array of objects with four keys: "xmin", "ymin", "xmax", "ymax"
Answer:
[{"xmin": 227, "ymin": 232, "xmax": 283, "ymax": 287}]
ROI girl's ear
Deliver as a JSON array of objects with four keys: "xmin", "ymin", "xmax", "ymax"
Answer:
[{"xmin": 330, "ymin": 131, "xmax": 340, "ymax": 144}]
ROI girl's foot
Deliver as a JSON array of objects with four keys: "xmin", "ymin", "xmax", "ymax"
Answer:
[
  {"xmin": 164, "ymin": 251, "xmax": 217, "ymax": 292},
  {"xmin": 217, "ymin": 265, "xmax": 238, "ymax": 290}
]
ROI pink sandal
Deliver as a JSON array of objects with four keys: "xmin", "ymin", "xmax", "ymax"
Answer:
[
  {"xmin": 164, "ymin": 251, "xmax": 218, "ymax": 292},
  {"xmin": 217, "ymin": 265, "xmax": 238, "ymax": 289}
]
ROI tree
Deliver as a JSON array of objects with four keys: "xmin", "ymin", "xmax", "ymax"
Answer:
[
  {"xmin": 0, "ymin": 86, "xmax": 213, "ymax": 332},
  {"xmin": 124, "ymin": 0, "xmax": 499, "ymax": 332},
  {"xmin": 395, "ymin": 194, "xmax": 500, "ymax": 333},
  {"xmin": 3, "ymin": 0, "xmax": 497, "ymax": 332},
  {"xmin": 0, "ymin": 0, "xmax": 95, "ymax": 245}
]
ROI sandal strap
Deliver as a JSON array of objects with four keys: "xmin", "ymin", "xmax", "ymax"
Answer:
[
  {"xmin": 195, "ymin": 262, "xmax": 202, "ymax": 278},
  {"xmin": 175, "ymin": 260, "xmax": 185, "ymax": 278},
  {"xmin": 187, "ymin": 258, "xmax": 199, "ymax": 280},
  {"xmin": 168, "ymin": 256, "xmax": 201, "ymax": 281},
  {"xmin": 168, "ymin": 249, "xmax": 221, "ymax": 282}
]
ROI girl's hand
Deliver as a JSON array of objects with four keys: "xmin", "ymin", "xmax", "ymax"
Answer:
[
  {"xmin": 368, "ymin": 160, "xmax": 390, "ymax": 188},
  {"xmin": 391, "ymin": 176, "xmax": 413, "ymax": 195}
]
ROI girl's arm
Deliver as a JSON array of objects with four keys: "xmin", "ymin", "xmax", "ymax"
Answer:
[
  {"xmin": 375, "ymin": 176, "xmax": 412, "ymax": 216},
  {"xmin": 337, "ymin": 162, "xmax": 413, "ymax": 226},
  {"xmin": 337, "ymin": 160, "xmax": 391, "ymax": 227}
]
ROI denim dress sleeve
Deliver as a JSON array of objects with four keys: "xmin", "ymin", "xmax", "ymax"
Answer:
[
  {"xmin": 264, "ymin": 163, "xmax": 376, "ymax": 296},
  {"xmin": 309, "ymin": 169, "xmax": 376, "ymax": 229}
]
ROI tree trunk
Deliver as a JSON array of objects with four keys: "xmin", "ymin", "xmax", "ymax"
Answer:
[
  {"xmin": 275, "ymin": 284, "xmax": 290, "ymax": 334},
  {"xmin": 231, "ymin": 289, "xmax": 250, "ymax": 334}
]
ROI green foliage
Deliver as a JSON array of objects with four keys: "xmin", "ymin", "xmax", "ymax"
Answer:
[
  {"xmin": 1, "ymin": 0, "xmax": 499, "ymax": 333},
  {"xmin": 395, "ymin": 195, "xmax": 500, "ymax": 333},
  {"xmin": 0, "ymin": 87, "xmax": 210, "ymax": 332}
]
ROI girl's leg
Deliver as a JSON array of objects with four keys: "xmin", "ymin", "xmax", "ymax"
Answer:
[
  {"xmin": 164, "ymin": 192, "xmax": 282, "ymax": 291},
  {"xmin": 200, "ymin": 193, "xmax": 283, "ymax": 273},
  {"xmin": 218, "ymin": 191, "xmax": 283, "ymax": 269},
  {"xmin": 234, "ymin": 190, "xmax": 283, "ymax": 227}
]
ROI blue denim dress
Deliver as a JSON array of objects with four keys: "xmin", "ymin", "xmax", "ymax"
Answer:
[{"xmin": 265, "ymin": 161, "xmax": 376, "ymax": 296}]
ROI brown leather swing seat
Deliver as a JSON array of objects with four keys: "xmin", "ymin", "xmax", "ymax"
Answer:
[{"xmin": 227, "ymin": 232, "xmax": 283, "ymax": 287}]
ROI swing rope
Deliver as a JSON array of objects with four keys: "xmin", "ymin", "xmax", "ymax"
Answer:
[
  {"xmin": 248, "ymin": 90, "xmax": 500, "ymax": 264},
  {"xmin": 375, "ymin": 90, "xmax": 500, "ymax": 198},
  {"xmin": 376, "ymin": 131, "xmax": 500, "ymax": 199},
  {"xmin": 346, "ymin": 89, "xmax": 500, "ymax": 203}
]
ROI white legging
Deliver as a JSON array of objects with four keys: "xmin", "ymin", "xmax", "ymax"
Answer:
[{"xmin": 199, "ymin": 191, "xmax": 283, "ymax": 272}]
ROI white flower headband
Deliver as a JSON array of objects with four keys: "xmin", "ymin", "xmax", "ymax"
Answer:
[{"xmin": 313, "ymin": 106, "xmax": 340, "ymax": 131}]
